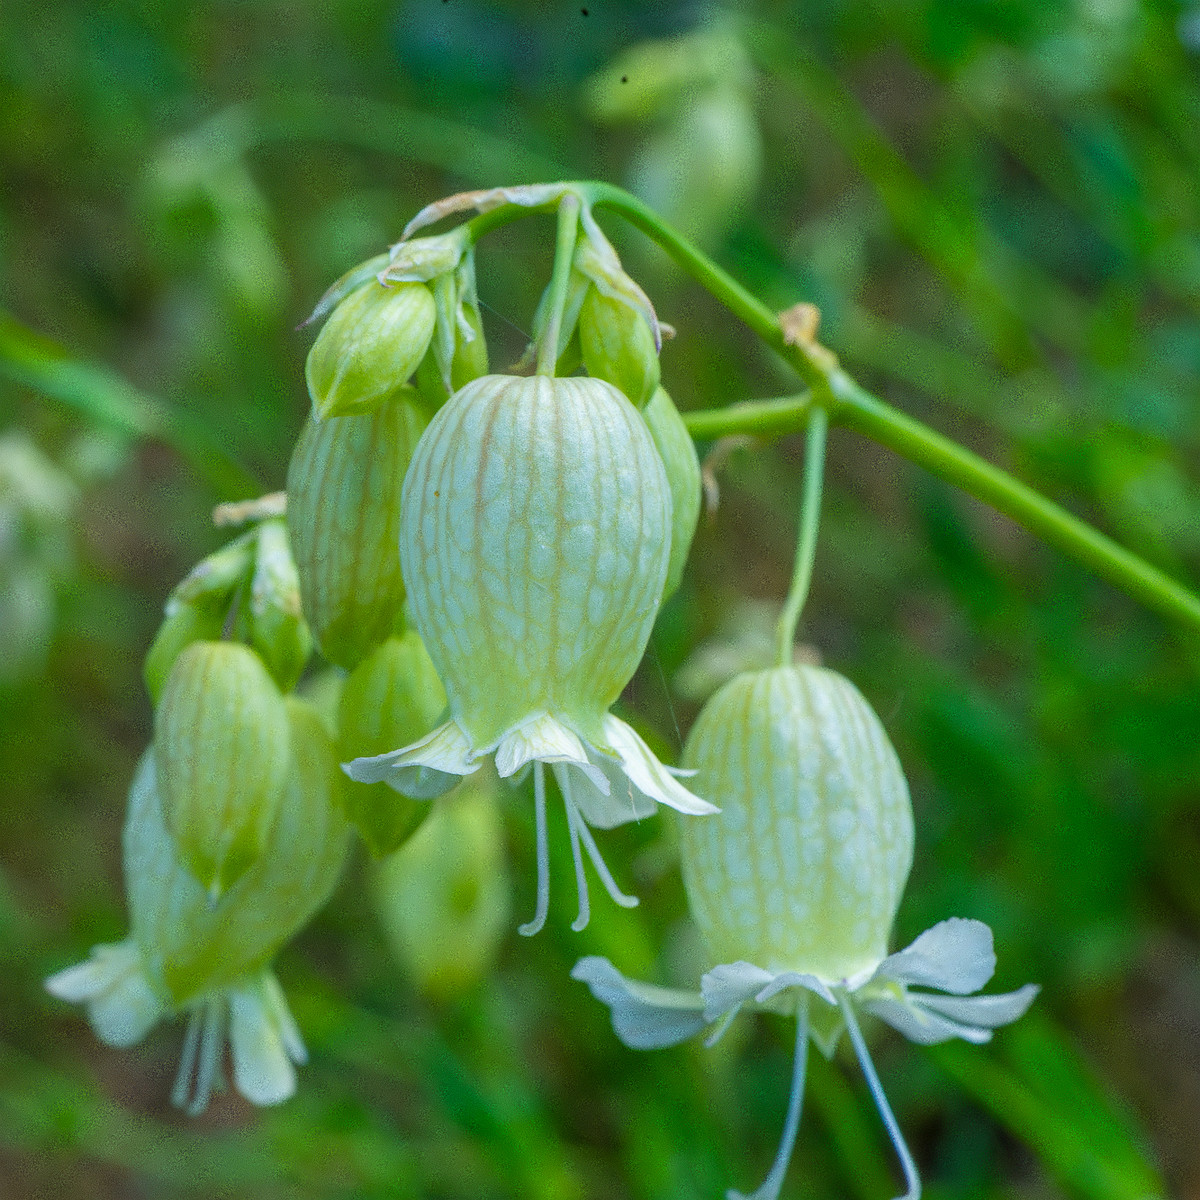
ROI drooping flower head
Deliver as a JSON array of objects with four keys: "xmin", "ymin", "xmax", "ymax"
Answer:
[
  {"xmin": 46, "ymin": 697, "xmax": 349, "ymax": 1114},
  {"xmin": 574, "ymin": 664, "xmax": 1037, "ymax": 1200},
  {"xmin": 347, "ymin": 371, "xmax": 716, "ymax": 934}
]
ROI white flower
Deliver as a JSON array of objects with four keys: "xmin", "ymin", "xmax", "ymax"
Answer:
[
  {"xmin": 346, "ymin": 373, "xmax": 716, "ymax": 935},
  {"xmin": 574, "ymin": 919, "xmax": 1038, "ymax": 1200}
]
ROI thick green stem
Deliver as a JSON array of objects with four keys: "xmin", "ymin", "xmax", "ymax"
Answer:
[
  {"xmin": 777, "ymin": 406, "xmax": 829, "ymax": 665},
  {"xmin": 536, "ymin": 195, "xmax": 581, "ymax": 378}
]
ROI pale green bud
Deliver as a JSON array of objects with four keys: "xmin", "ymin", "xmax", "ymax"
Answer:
[
  {"xmin": 401, "ymin": 374, "xmax": 672, "ymax": 750},
  {"xmin": 642, "ymin": 387, "xmax": 700, "ymax": 600},
  {"xmin": 143, "ymin": 599, "xmax": 226, "ymax": 704},
  {"xmin": 239, "ymin": 518, "xmax": 313, "ymax": 691},
  {"xmin": 305, "ymin": 281, "xmax": 436, "ymax": 420},
  {"xmin": 374, "ymin": 773, "xmax": 511, "ymax": 999},
  {"xmin": 414, "ymin": 297, "xmax": 489, "ymax": 407},
  {"xmin": 286, "ymin": 387, "xmax": 428, "ymax": 669},
  {"xmin": 579, "ymin": 286, "xmax": 660, "ymax": 410},
  {"xmin": 680, "ymin": 665, "xmax": 913, "ymax": 980},
  {"xmin": 154, "ymin": 641, "xmax": 291, "ymax": 898},
  {"xmin": 337, "ymin": 632, "xmax": 447, "ymax": 856}
]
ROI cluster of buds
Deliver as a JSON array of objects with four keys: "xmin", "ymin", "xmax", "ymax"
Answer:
[{"xmin": 48, "ymin": 180, "xmax": 1035, "ymax": 1194}]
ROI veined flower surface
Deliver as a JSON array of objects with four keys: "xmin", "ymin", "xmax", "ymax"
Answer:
[
  {"xmin": 574, "ymin": 664, "xmax": 1037, "ymax": 1200},
  {"xmin": 46, "ymin": 699, "xmax": 349, "ymax": 1113},
  {"xmin": 346, "ymin": 373, "xmax": 716, "ymax": 934}
]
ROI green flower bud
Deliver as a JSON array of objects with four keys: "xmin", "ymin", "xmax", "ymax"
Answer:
[
  {"xmin": 305, "ymin": 281, "xmax": 436, "ymax": 420},
  {"xmin": 143, "ymin": 599, "xmax": 226, "ymax": 704},
  {"xmin": 337, "ymin": 632, "xmax": 447, "ymax": 855},
  {"xmin": 579, "ymin": 285, "xmax": 660, "ymax": 410},
  {"xmin": 680, "ymin": 665, "xmax": 913, "ymax": 980},
  {"xmin": 154, "ymin": 641, "xmax": 291, "ymax": 898},
  {"xmin": 642, "ymin": 387, "xmax": 700, "ymax": 600},
  {"xmin": 374, "ymin": 773, "xmax": 511, "ymax": 1000},
  {"xmin": 239, "ymin": 518, "xmax": 313, "ymax": 691},
  {"xmin": 286, "ymin": 387, "xmax": 428, "ymax": 669}
]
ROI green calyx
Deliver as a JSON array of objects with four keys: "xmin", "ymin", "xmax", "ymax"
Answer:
[
  {"xmin": 153, "ymin": 641, "xmax": 292, "ymax": 899},
  {"xmin": 337, "ymin": 632, "xmax": 447, "ymax": 856},
  {"xmin": 286, "ymin": 386, "xmax": 427, "ymax": 670},
  {"xmin": 305, "ymin": 280, "xmax": 436, "ymax": 420},
  {"xmin": 680, "ymin": 664, "xmax": 913, "ymax": 981},
  {"xmin": 642, "ymin": 386, "xmax": 701, "ymax": 600},
  {"xmin": 578, "ymin": 286, "xmax": 660, "ymax": 409}
]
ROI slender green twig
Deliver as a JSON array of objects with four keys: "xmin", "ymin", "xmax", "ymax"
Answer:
[
  {"xmin": 537, "ymin": 196, "xmax": 581, "ymax": 377},
  {"xmin": 776, "ymin": 407, "xmax": 829, "ymax": 665}
]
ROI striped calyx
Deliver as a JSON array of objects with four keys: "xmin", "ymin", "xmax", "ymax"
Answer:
[
  {"xmin": 287, "ymin": 386, "xmax": 428, "ymax": 669},
  {"xmin": 401, "ymin": 373, "xmax": 671, "ymax": 749},
  {"xmin": 578, "ymin": 286, "xmax": 660, "ymax": 410},
  {"xmin": 154, "ymin": 641, "xmax": 291, "ymax": 898},
  {"xmin": 305, "ymin": 281, "xmax": 436, "ymax": 420},
  {"xmin": 680, "ymin": 665, "xmax": 913, "ymax": 981}
]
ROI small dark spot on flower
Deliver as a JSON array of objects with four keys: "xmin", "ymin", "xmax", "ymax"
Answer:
[
  {"xmin": 580, "ymin": 6, "xmax": 588, "ymax": 14},
  {"xmin": 621, "ymin": 75, "xmax": 628, "ymax": 83}
]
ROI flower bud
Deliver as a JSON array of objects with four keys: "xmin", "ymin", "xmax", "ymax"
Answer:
[
  {"xmin": 374, "ymin": 773, "xmax": 511, "ymax": 1000},
  {"xmin": 578, "ymin": 286, "xmax": 660, "ymax": 410},
  {"xmin": 286, "ymin": 387, "xmax": 428, "ymax": 669},
  {"xmin": 154, "ymin": 641, "xmax": 291, "ymax": 898},
  {"xmin": 680, "ymin": 665, "xmax": 913, "ymax": 980},
  {"xmin": 337, "ymin": 632, "xmax": 447, "ymax": 855},
  {"xmin": 642, "ymin": 387, "xmax": 700, "ymax": 600},
  {"xmin": 143, "ymin": 599, "xmax": 226, "ymax": 704},
  {"xmin": 305, "ymin": 281, "xmax": 436, "ymax": 420},
  {"xmin": 238, "ymin": 518, "xmax": 313, "ymax": 692}
]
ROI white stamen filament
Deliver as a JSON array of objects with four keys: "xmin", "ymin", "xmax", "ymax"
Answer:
[
  {"xmin": 838, "ymin": 991, "xmax": 921, "ymax": 1200},
  {"xmin": 171, "ymin": 1007, "xmax": 203, "ymax": 1110},
  {"xmin": 171, "ymin": 995, "xmax": 227, "ymax": 1116},
  {"xmin": 572, "ymin": 804, "xmax": 639, "ymax": 910},
  {"xmin": 518, "ymin": 761, "xmax": 551, "ymax": 937},
  {"xmin": 728, "ymin": 994, "xmax": 810, "ymax": 1200},
  {"xmin": 559, "ymin": 766, "xmax": 593, "ymax": 932}
]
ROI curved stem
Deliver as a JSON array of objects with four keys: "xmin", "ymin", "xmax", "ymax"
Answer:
[
  {"xmin": 839, "ymin": 993, "xmax": 921, "ymax": 1200},
  {"xmin": 536, "ymin": 195, "xmax": 581, "ymax": 377},
  {"xmin": 777, "ymin": 406, "xmax": 829, "ymax": 665}
]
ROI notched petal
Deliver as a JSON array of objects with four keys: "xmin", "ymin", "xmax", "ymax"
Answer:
[
  {"xmin": 874, "ymin": 917, "xmax": 997, "ymax": 995},
  {"xmin": 344, "ymin": 719, "xmax": 475, "ymax": 798},
  {"xmin": 572, "ymin": 956, "xmax": 706, "ymax": 1049}
]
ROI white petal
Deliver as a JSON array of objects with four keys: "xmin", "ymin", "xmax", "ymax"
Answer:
[
  {"xmin": 587, "ymin": 715, "xmax": 718, "ymax": 828},
  {"xmin": 700, "ymin": 961, "xmax": 775, "ymax": 1023},
  {"xmin": 344, "ymin": 719, "xmax": 474, "ymax": 798},
  {"xmin": 494, "ymin": 713, "xmax": 603, "ymax": 788},
  {"xmin": 46, "ymin": 941, "xmax": 163, "ymax": 1048},
  {"xmin": 571, "ymin": 956, "xmax": 707, "ymax": 1049},
  {"xmin": 755, "ymin": 971, "xmax": 838, "ymax": 1009},
  {"xmin": 912, "ymin": 983, "xmax": 1040, "ymax": 1029},
  {"xmin": 227, "ymin": 974, "xmax": 305, "ymax": 1107},
  {"xmin": 859, "ymin": 993, "xmax": 994, "ymax": 1046},
  {"xmin": 874, "ymin": 918, "xmax": 996, "ymax": 995}
]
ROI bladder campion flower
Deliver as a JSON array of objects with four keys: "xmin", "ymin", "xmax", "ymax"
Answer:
[
  {"xmin": 46, "ymin": 698, "xmax": 349, "ymax": 1114},
  {"xmin": 574, "ymin": 664, "xmax": 1037, "ymax": 1200},
  {"xmin": 346, "ymin": 372, "xmax": 716, "ymax": 934}
]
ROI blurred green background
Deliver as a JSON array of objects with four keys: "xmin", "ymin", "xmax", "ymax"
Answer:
[{"xmin": 3, "ymin": 0, "xmax": 1200, "ymax": 1196}]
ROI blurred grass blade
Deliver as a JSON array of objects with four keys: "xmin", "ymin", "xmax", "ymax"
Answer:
[
  {"xmin": 0, "ymin": 311, "xmax": 260, "ymax": 499},
  {"xmin": 930, "ymin": 1014, "xmax": 1164, "ymax": 1200}
]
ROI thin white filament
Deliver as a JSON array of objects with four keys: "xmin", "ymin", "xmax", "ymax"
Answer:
[
  {"xmin": 838, "ymin": 992, "xmax": 921, "ymax": 1200},
  {"xmin": 518, "ymin": 762, "xmax": 551, "ymax": 937},
  {"xmin": 558, "ymin": 767, "xmax": 592, "ymax": 933},
  {"xmin": 189, "ymin": 995, "xmax": 225, "ymax": 1116},
  {"xmin": 170, "ymin": 1007, "xmax": 204, "ymax": 1110},
  {"xmin": 728, "ymin": 995, "xmax": 810, "ymax": 1200},
  {"xmin": 571, "ymin": 802, "xmax": 639, "ymax": 910}
]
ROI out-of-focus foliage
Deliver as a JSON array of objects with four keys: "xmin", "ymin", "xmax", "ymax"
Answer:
[{"xmin": 2, "ymin": 0, "xmax": 1199, "ymax": 1197}]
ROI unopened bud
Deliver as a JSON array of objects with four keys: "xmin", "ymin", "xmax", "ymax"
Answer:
[
  {"xmin": 238, "ymin": 518, "xmax": 313, "ymax": 691},
  {"xmin": 154, "ymin": 641, "xmax": 291, "ymax": 898},
  {"xmin": 578, "ymin": 285, "xmax": 660, "ymax": 409},
  {"xmin": 144, "ymin": 600, "xmax": 226, "ymax": 704},
  {"xmin": 305, "ymin": 281, "xmax": 436, "ymax": 420},
  {"xmin": 642, "ymin": 387, "xmax": 700, "ymax": 600},
  {"xmin": 337, "ymin": 631, "xmax": 447, "ymax": 855},
  {"xmin": 287, "ymin": 388, "xmax": 428, "ymax": 669}
]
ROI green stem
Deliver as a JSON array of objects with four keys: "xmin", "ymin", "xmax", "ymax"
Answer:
[
  {"xmin": 777, "ymin": 406, "xmax": 828, "ymax": 665},
  {"xmin": 536, "ymin": 195, "xmax": 581, "ymax": 377}
]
